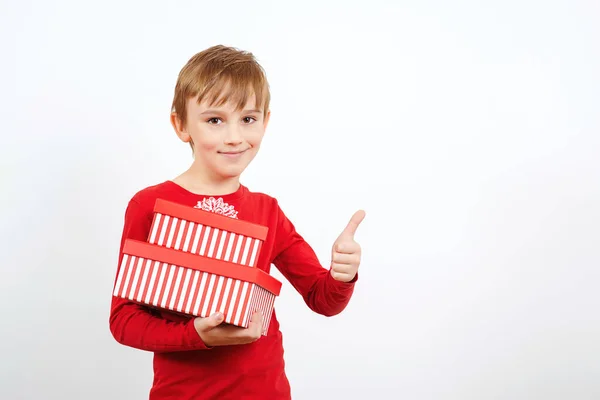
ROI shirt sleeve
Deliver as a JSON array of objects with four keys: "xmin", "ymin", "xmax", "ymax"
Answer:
[
  {"xmin": 108, "ymin": 198, "xmax": 211, "ymax": 352},
  {"xmin": 271, "ymin": 202, "xmax": 357, "ymax": 317}
]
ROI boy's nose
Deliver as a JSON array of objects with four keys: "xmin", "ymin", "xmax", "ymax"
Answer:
[{"xmin": 224, "ymin": 125, "xmax": 243, "ymax": 144}]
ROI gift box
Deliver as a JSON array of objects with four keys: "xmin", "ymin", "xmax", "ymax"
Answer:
[
  {"xmin": 113, "ymin": 239, "xmax": 282, "ymax": 335},
  {"xmin": 147, "ymin": 199, "xmax": 268, "ymax": 267},
  {"xmin": 113, "ymin": 198, "xmax": 281, "ymax": 336}
]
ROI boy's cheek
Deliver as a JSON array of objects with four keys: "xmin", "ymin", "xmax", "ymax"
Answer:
[
  {"xmin": 194, "ymin": 138, "xmax": 220, "ymax": 152},
  {"xmin": 247, "ymin": 130, "xmax": 266, "ymax": 145}
]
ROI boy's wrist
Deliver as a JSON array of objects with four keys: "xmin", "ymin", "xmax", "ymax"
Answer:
[
  {"xmin": 187, "ymin": 318, "xmax": 213, "ymax": 349},
  {"xmin": 328, "ymin": 268, "xmax": 358, "ymax": 286}
]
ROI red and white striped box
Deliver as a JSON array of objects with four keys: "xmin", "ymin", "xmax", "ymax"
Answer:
[
  {"xmin": 148, "ymin": 199, "xmax": 267, "ymax": 268},
  {"xmin": 113, "ymin": 239, "xmax": 282, "ymax": 336}
]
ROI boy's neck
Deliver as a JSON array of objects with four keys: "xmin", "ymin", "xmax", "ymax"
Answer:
[{"xmin": 173, "ymin": 168, "xmax": 241, "ymax": 196}]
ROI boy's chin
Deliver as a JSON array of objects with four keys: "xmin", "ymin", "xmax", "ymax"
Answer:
[{"xmin": 216, "ymin": 166, "xmax": 247, "ymax": 179}]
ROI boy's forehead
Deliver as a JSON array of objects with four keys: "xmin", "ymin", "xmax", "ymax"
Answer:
[
  {"xmin": 190, "ymin": 91, "xmax": 261, "ymax": 112},
  {"xmin": 191, "ymin": 97, "xmax": 260, "ymax": 111}
]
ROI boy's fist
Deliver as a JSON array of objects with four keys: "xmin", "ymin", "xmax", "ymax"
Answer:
[
  {"xmin": 194, "ymin": 311, "xmax": 263, "ymax": 347},
  {"xmin": 330, "ymin": 210, "xmax": 365, "ymax": 282}
]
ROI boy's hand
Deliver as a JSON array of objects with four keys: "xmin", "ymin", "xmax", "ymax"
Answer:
[
  {"xmin": 194, "ymin": 311, "xmax": 263, "ymax": 347},
  {"xmin": 330, "ymin": 210, "xmax": 365, "ymax": 282}
]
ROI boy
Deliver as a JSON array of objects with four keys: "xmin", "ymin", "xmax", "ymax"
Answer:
[{"xmin": 109, "ymin": 45, "xmax": 365, "ymax": 399}]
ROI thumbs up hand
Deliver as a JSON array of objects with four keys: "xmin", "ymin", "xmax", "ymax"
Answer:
[{"xmin": 330, "ymin": 210, "xmax": 365, "ymax": 282}]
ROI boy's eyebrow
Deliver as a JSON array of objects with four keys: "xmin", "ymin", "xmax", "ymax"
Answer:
[{"xmin": 200, "ymin": 109, "xmax": 262, "ymax": 115}]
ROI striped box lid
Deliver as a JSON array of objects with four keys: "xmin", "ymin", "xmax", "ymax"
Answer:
[{"xmin": 148, "ymin": 199, "xmax": 268, "ymax": 268}]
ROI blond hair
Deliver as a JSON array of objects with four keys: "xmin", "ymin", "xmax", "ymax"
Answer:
[{"xmin": 171, "ymin": 45, "xmax": 271, "ymax": 149}]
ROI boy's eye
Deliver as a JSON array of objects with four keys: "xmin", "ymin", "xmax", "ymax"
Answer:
[
  {"xmin": 243, "ymin": 117, "xmax": 256, "ymax": 124},
  {"xmin": 207, "ymin": 118, "xmax": 222, "ymax": 125}
]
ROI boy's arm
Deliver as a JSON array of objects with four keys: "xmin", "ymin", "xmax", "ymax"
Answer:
[
  {"xmin": 271, "ymin": 203, "xmax": 362, "ymax": 317},
  {"xmin": 109, "ymin": 199, "xmax": 210, "ymax": 352}
]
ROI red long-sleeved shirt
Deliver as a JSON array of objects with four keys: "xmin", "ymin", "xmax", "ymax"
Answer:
[{"xmin": 109, "ymin": 181, "xmax": 357, "ymax": 399}]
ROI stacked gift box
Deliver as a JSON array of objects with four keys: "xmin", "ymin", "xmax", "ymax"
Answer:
[{"xmin": 113, "ymin": 198, "xmax": 282, "ymax": 336}]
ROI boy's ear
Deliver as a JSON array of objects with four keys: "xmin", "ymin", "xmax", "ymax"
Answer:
[
  {"xmin": 263, "ymin": 110, "xmax": 271, "ymax": 130},
  {"xmin": 170, "ymin": 112, "xmax": 191, "ymax": 143}
]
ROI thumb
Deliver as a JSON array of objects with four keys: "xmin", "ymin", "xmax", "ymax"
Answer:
[
  {"xmin": 196, "ymin": 312, "xmax": 224, "ymax": 331},
  {"xmin": 339, "ymin": 210, "xmax": 366, "ymax": 239}
]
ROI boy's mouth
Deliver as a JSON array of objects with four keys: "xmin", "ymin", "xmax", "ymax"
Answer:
[
  {"xmin": 218, "ymin": 149, "xmax": 248, "ymax": 158},
  {"xmin": 219, "ymin": 149, "xmax": 246, "ymax": 154}
]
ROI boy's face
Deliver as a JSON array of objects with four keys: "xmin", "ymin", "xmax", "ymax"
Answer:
[{"xmin": 172, "ymin": 95, "xmax": 270, "ymax": 182}]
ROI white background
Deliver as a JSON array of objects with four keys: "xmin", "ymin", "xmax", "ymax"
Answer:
[{"xmin": 2, "ymin": 0, "xmax": 599, "ymax": 399}]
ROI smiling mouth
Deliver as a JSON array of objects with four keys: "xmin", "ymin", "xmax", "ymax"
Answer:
[
  {"xmin": 219, "ymin": 150, "xmax": 246, "ymax": 154},
  {"xmin": 218, "ymin": 149, "xmax": 248, "ymax": 157}
]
